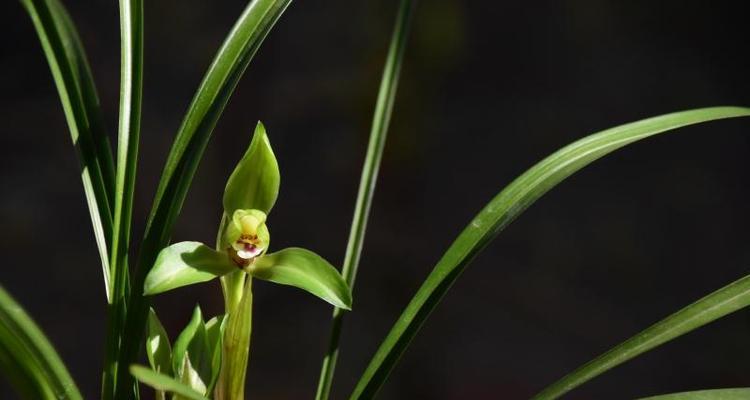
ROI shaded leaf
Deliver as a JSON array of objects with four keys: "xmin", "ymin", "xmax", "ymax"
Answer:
[
  {"xmin": 252, "ymin": 248, "xmax": 352, "ymax": 309},
  {"xmin": 144, "ymin": 242, "xmax": 237, "ymax": 295}
]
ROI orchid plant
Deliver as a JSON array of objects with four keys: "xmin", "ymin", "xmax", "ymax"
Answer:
[
  {"xmin": 4, "ymin": 0, "xmax": 750, "ymax": 399},
  {"xmin": 138, "ymin": 122, "xmax": 351, "ymax": 399}
]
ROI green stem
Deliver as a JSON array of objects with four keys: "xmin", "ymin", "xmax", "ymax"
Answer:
[
  {"xmin": 215, "ymin": 275, "xmax": 253, "ymax": 400},
  {"xmin": 315, "ymin": 0, "xmax": 415, "ymax": 398}
]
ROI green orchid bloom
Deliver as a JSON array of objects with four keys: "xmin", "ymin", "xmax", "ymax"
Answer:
[{"xmin": 143, "ymin": 122, "xmax": 352, "ymax": 310}]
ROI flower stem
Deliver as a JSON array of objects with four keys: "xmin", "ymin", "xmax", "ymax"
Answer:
[{"xmin": 215, "ymin": 274, "xmax": 253, "ymax": 400}]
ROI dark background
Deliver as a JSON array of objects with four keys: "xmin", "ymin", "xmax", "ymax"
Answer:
[{"xmin": 2, "ymin": 1, "xmax": 750, "ymax": 399}]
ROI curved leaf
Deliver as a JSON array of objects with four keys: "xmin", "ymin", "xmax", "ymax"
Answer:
[
  {"xmin": 0, "ymin": 284, "xmax": 82, "ymax": 400},
  {"xmin": 223, "ymin": 121, "xmax": 280, "ymax": 216},
  {"xmin": 533, "ymin": 275, "xmax": 750, "ymax": 399},
  {"xmin": 21, "ymin": 0, "xmax": 115, "ymax": 302},
  {"xmin": 130, "ymin": 365, "xmax": 209, "ymax": 400},
  {"xmin": 252, "ymin": 248, "xmax": 353, "ymax": 309},
  {"xmin": 349, "ymin": 106, "xmax": 750, "ymax": 399},
  {"xmin": 638, "ymin": 388, "xmax": 750, "ymax": 400},
  {"xmin": 144, "ymin": 242, "xmax": 237, "ymax": 295}
]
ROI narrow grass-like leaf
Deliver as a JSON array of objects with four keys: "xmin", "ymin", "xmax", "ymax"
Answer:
[
  {"xmin": 638, "ymin": 388, "xmax": 750, "ymax": 400},
  {"xmin": 102, "ymin": 0, "xmax": 144, "ymax": 398},
  {"xmin": 116, "ymin": 2, "xmax": 292, "ymax": 396},
  {"xmin": 533, "ymin": 275, "xmax": 750, "ymax": 399},
  {"xmin": 130, "ymin": 365, "xmax": 209, "ymax": 400},
  {"xmin": 252, "ymin": 247, "xmax": 353, "ymax": 309},
  {"xmin": 144, "ymin": 242, "xmax": 236, "ymax": 295},
  {"xmin": 0, "ymin": 284, "xmax": 82, "ymax": 400},
  {"xmin": 316, "ymin": 0, "xmax": 415, "ymax": 397},
  {"xmin": 349, "ymin": 107, "xmax": 750, "ymax": 399},
  {"xmin": 21, "ymin": 0, "xmax": 115, "ymax": 301}
]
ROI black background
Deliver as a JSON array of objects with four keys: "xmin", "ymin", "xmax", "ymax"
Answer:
[{"xmin": 2, "ymin": 1, "xmax": 750, "ymax": 399}]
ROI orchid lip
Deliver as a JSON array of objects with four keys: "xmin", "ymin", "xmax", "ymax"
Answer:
[{"xmin": 236, "ymin": 243, "xmax": 263, "ymax": 259}]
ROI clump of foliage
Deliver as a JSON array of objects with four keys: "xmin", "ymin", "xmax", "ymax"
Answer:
[{"xmin": 3, "ymin": 0, "xmax": 749, "ymax": 399}]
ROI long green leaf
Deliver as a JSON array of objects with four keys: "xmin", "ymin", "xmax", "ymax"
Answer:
[
  {"xmin": 349, "ymin": 107, "xmax": 750, "ymax": 399},
  {"xmin": 638, "ymin": 388, "xmax": 750, "ymax": 400},
  {"xmin": 130, "ymin": 365, "xmax": 209, "ymax": 400},
  {"xmin": 0, "ymin": 284, "xmax": 82, "ymax": 400},
  {"xmin": 533, "ymin": 275, "xmax": 750, "ymax": 399},
  {"xmin": 21, "ymin": 0, "xmax": 115, "ymax": 301},
  {"xmin": 316, "ymin": 0, "xmax": 416, "ymax": 397},
  {"xmin": 115, "ymin": 1, "xmax": 292, "ymax": 397},
  {"xmin": 102, "ymin": 0, "xmax": 144, "ymax": 398}
]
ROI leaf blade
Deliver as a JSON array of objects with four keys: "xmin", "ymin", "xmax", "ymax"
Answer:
[
  {"xmin": 637, "ymin": 388, "xmax": 750, "ymax": 400},
  {"xmin": 252, "ymin": 248, "xmax": 352, "ymax": 309},
  {"xmin": 21, "ymin": 0, "xmax": 115, "ymax": 301},
  {"xmin": 533, "ymin": 275, "xmax": 750, "ymax": 399},
  {"xmin": 349, "ymin": 107, "xmax": 750, "ymax": 399},
  {"xmin": 316, "ymin": 0, "xmax": 415, "ymax": 397},
  {"xmin": 0, "ymin": 284, "xmax": 82, "ymax": 400}
]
